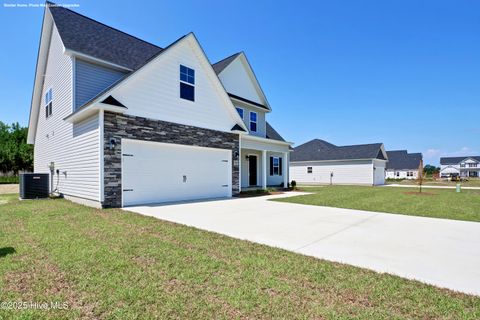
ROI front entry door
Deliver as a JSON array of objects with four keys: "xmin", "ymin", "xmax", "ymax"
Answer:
[{"xmin": 248, "ymin": 155, "xmax": 257, "ymax": 186}]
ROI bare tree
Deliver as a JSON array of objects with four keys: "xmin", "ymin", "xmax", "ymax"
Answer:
[{"xmin": 417, "ymin": 159, "xmax": 424, "ymax": 193}]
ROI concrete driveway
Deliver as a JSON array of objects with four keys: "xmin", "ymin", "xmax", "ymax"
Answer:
[{"xmin": 124, "ymin": 192, "xmax": 480, "ymax": 295}]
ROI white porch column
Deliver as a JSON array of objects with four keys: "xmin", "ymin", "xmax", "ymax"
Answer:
[
  {"xmin": 283, "ymin": 152, "xmax": 289, "ymax": 188},
  {"xmin": 261, "ymin": 150, "xmax": 267, "ymax": 189}
]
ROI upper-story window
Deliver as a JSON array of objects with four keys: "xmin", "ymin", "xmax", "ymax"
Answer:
[
  {"xmin": 460, "ymin": 163, "xmax": 466, "ymax": 168},
  {"xmin": 179, "ymin": 65, "xmax": 195, "ymax": 101},
  {"xmin": 45, "ymin": 88, "xmax": 53, "ymax": 118},
  {"xmin": 249, "ymin": 111, "xmax": 257, "ymax": 132},
  {"xmin": 468, "ymin": 163, "xmax": 478, "ymax": 168},
  {"xmin": 236, "ymin": 107, "xmax": 244, "ymax": 119}
]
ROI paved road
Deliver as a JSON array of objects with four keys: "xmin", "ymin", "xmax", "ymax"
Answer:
[{"xmin": 125, "ymin": 192, "xmax": 480, "ymax": 295}]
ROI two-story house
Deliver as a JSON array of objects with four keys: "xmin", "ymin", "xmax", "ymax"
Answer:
[
  {"xmin": 27, "ymin": 2, "xmax": 291, "ymax": 208},
  {"xmin": 440, "ymin": 156, "xmax": 480, "ymax": 178}
]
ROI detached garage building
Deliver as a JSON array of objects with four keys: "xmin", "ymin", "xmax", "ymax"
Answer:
[{"xmin": 289, "ymin": 139, "xmax": 388, "ymax": 186}]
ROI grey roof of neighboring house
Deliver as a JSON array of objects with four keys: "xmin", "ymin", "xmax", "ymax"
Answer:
[
  {"xmin": 266, "ymin": 122, "xmax": 285, "ymax": 142},
  {"xmin": 386, "ymin": 150, "xmax": 422, "ymax": 170},
  {"xmin": 440, "ymin": 156, "xmax": 480, "ymax": 165},
  {"xmin": 291, "ymin": 139, "xmax": 385, "ymax": 162},
  {"xmin": 212, "ymin": 52, "xmax": 241, "ymax": 74},
  {"xmin": 48, "ymin": 3, "xmax": 162, "ymax": 70}
]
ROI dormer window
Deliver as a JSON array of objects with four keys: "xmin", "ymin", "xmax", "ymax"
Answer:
[
  {"xmin": 249, "ymin": 111, "xmax": 257, "ymax": 132},
  {"xmin": 45, "ymin": 88, "xmax": 52, "ymax": 118},
  {"xmin": 180, "ymin": 65, "xmax": 195, "ymax": 101},
  {"xmin": 235, "ymin": 107, "xmax": 244, "ymax": 119}
]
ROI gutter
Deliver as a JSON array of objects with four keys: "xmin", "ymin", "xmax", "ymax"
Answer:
[{"xmin": 241, "ymin": 134, "xmax": 293, "ymax": 146}]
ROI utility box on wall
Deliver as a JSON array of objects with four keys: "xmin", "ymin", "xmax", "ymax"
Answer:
[{"xmin": 19, "ymin": 173, "xmax": 49, "ymax": 199}]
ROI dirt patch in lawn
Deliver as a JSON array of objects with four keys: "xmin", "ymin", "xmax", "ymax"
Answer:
[
  {"xmin": 403, "ymin": 191, "xmax": 437, "ymax": 196},
  {"xmin": 0, "ymin": 184, "xmax": 18, "ymax": 194}
]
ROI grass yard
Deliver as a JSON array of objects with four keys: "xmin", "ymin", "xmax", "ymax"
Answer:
[
  {"xmin": 0, "ymin": 194, "xmax": 479, "ymax": 319},
  {"xmin": 387, "ymin": 178, "xmax": 480, "ymax": 187},
  {"xmin": 274, "ymin": 185, "xmax": 480, "ymax": 222}
]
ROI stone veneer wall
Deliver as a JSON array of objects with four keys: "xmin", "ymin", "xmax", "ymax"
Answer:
[{"xmin": 103, "ymin": 112, "xmax": 240, "ymax": 208}]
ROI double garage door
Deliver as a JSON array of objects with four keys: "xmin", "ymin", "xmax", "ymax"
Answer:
[{"xmin": 122, "ymin": 139, "xmax": 232, "ymax": 207}]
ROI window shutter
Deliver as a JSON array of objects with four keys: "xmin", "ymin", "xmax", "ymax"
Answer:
[
  {"xmin": 269, "ymin": 157, "xmax": 274, "ymax": 176},
  {"xmin": 279, "ymin": 157, "xmax": 283, "ymax": 176}
]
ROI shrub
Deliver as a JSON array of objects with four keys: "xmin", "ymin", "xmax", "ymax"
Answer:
[
  {"xmin": 0, "ymin": 176, "xmax": 19, "ymax": 184},
  {"xmin": 290, "ymin": 180, "xmax": 297, "ymax": 190}
]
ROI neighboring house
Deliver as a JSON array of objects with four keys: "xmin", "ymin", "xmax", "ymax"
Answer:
[
  {"xmin": 289, "ymin": 139, "xmax": 388, "ymax": 186},
  {"xmin": 27, "ymin": 3, "xmax": 291, "ymax": 208},
  {"xmin": 385, "ymin": 150, "xmax": 423, "ymax": 180},
  {"xmin": 440, "ymin": 157, "xmax": 480, "ymax": 178}
]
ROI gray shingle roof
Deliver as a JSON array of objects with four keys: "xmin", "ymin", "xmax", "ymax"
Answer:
[
  {"xmin": 212, "ymin": 52, "xmax": 241, "ymax": 74},
  {"xmin": 291, "ymin": 139, "xmax": 385, "ymax": 162},
  {"xmin": 49, "ymin": 3, "xmax": 243, "ymax": 75},
  {"xmin": 47, "ymin": 3, "xmax": 273, "ymax": 121},
  {"xmin": 440, "ymin": 156, "xmax": 480, "ymax": 165},
  {"xmin": 266, "ymin": 122, "xmax": 285, "ymax": 142},
  {"xmin": 386, "ymin": 150, "xmax": 422, "ymax": 170},
  {"xmin": 48, "ymin": 2, "xmax": 162, "ymax": 70},
  {"xmin": 228, "ymin": 93, "xmax": 269, "ymax": 110}
]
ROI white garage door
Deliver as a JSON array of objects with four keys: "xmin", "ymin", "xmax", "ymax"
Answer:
[{"xmin": 122, "ymin": 139, "xmax": 232, "ymax": 206}]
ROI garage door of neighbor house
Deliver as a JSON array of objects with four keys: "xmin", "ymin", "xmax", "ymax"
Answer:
[
  {"xmin": 122, "ymin": 139, "xmax": 232, "ymax": 207},
  {"xmin": 374, "ymin": 165, "xmax": 385, "ymax": 185}
]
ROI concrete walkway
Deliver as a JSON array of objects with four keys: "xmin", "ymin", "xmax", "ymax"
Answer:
[
  {"xmin": 124, "ymin": 192, "xmax": 480, "ymax": 295},
  {"xmin": 384, "ymin": 183, "xmax": 480, "ymax": 190}
]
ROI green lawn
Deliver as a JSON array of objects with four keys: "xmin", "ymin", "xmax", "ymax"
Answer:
[
  {"xmin": 386, "ymin": 178, "xmax": 480, "ymax": 187},
  {"xmin": 0, "ymin": 194, "xmax": 479, "ymax": 319},
  {"xmin": 274, "ymin": 185, "xmax": 480, "ymax": 222}
]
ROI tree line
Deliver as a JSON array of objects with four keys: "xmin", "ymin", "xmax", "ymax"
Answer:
[{"xmin": 0, "ymin": 121, "xmax": 33, "ymax": 175}]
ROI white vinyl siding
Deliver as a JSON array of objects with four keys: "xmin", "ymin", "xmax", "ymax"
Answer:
[
  {"xmin": 110, "ymin": 36, "xmax": 239, "ymax": 133},
  {"xmin": 234, "ymin": 102, "xmax": 266, "ymax": 138},
  {"xmin": 290, "ymin": 160, "xmax": 375, "ymax": 185},
  {"xmin": 74, "ymin": 59, "xmax": 126, "ymax": 109},
  {"xmin": 33, "ymin": 25, "xmax": 101, "ymax": 202},
  {"xmin": 218, "ymin": 57, "xmax": 265, "ymax": 105},
  {"xmin": 385, "ymin": 169, "xmax": 418, "ymax": 180}
]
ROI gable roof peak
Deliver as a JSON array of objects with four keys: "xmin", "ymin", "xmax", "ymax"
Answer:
[{"xmin": 212, "ymin": 52, "xmax": 242, "ymax": 74}]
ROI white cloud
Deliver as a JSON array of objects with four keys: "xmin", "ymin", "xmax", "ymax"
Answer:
[
  {"xmin": 424, "ymin": 148, "xmax": 441, "ymax": 159},
  {"xmin": 423, "ymin": 147, "xmax": 479, "ymax": 162}
]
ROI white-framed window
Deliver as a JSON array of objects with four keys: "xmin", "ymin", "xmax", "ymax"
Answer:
[
  {"xmin": 407, "ymin": 171, "xmax": 413, "ymax": 177},
  {"xmin": 249, "ymin": 111, "xmax": 257, "ymax": 132},
  {"xmin": 307, "ymin": 167, "xmax": 313, "ymax": 173},
  {"xmin": 396, "ymin": 171, "xmax": 400, "ymax": 177},
  {"xmin": 179, "ymin": 65, "xmax": 195, "ymax": 101},
  {"xmin": 460, "ymin": 163, "xmax": 466, "ymax": 168},
  {"xmin": 45, "ymin": 88, "xmax": 52, "ymax": 118},
  {"xmin": 273, "ymin": 157, "xmax": 279, "ymax": 175},
  {"xmin": 236, "ymin": 107, "xmax": 244, "ymax": 119}
]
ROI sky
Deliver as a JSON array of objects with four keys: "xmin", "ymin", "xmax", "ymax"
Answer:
[{"xmin": 0, "ymin": 0, "xmax": 479, "ymax": 165}]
